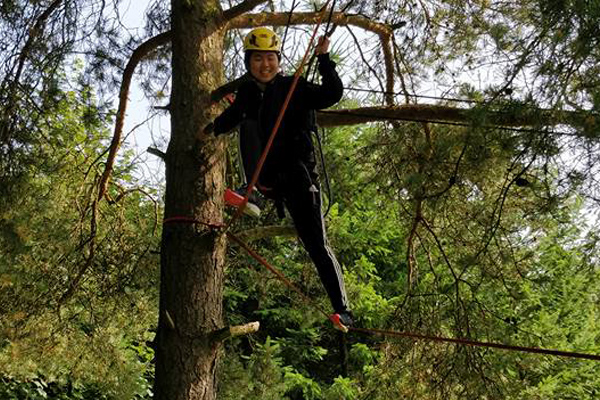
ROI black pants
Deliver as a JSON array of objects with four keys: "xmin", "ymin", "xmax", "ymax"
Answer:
[
  {"xmin": 279, "ymin": 171, "xmax": 349, "ymax": 313},
  {"xmin": 239, "ymin": 131, "xmax": 349, "ymax": 313}
]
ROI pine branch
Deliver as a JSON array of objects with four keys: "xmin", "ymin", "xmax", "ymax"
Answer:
[
  {"xmin": 222, "ymin": 0, "xmax": 268, "ymax": 22},
  {"xmin": 227, "ymin": 11, "xmax": 392, "ymax": 37},
  {"xmin": 316, "ymin": 105, "xmax": 599, "ymax": 132},
  {"xmin": 237, "ymin": 225, "xmax": 297, "ymax": 241},
  {"xmin": 1, "ymin": 0, "xmax": 65, "ymax": 143},
  {"xmin": 97, "ymin": 32, "xmax": 171, "ymax": 202},
  {"xmin": 12, "ymin": 0, "xmax": 64, "ymax": 91}
]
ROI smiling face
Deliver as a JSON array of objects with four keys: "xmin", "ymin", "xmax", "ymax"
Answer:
[{"xmin": 248, "ymin": 51, "xmax": 280, "ymax": 83}]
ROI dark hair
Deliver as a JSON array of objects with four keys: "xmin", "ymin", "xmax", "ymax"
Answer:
[{"xmin": 244, "ymin": 50, "xmax": 282, "ymax": 70}]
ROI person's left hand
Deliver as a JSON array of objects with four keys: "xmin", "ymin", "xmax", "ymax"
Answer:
[{"xmin": 314, "ymin": 36, "xmax": 330, "ymax": 55}]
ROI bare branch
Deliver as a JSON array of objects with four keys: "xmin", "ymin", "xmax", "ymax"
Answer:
[
  {"xmin": 227, "ymin": 12, "xmax": 392, "ymax": 37},
  {"xmin": 316, "ymin": 105, "xmax": 599, "ymax": 132},
  {"xmin": 380, "ymin": 32, "xmax": 394, "ymax": 106},
  {"xmin": 148, "ymin": 147, "xmax": 167, "ymax": 160},
  {"xmin": 108, "ymin": 186, "xmax": 160, "ymax": 235},
  {"xmin": 97, "ymin": 31, "xmax": 172, "ymax": 202},
  {"xmin": 222, "ymin": 0, "xmax": 268, "ymax": 22},
  {"xmin": 345, "ymin": 26, "xmax": 386, "ymax": 98}
]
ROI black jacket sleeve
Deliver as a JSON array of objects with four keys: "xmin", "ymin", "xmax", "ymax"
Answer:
[
  {"xmin": 213, "ymin": 85, "xmax": 248, "ymax": 135},
  {"xmin": 301, "ymin": 53, "xmax": 343, "ymax": 109}
]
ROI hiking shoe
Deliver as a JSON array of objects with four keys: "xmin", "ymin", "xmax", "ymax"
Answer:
[
  {"xmin": 224, "ymin": 186, "xmax": 261, "ymax": 218},
  {"xmin": 330, "ymin": 311, "xmax": 353, "ymax": 333}
]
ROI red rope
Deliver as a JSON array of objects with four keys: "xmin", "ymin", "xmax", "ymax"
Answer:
[
  {"xmin": 226, "ymin": 0, "xmax": 335, "ymax": 229},
  {"xmin": 227, "ymin": 231, "xmax": 330, "ymax": 319},
  {"xmin": 162, "ymin": 216, "xmax": 600, "ymax": 362},
  {"xmin": 348, "ymin": 327, "xmax": 600, "ymax": 361},
  {"xmin": 226, "ymin": 229, "xmax": 600, "ymax": 362}
]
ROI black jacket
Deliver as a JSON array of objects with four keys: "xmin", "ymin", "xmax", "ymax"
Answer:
[{"xmin": 213, "ymin": 54, "xmax": 343, "ymax": 185}]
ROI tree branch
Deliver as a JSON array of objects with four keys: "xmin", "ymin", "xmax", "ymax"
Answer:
[
  {"xmin": 1, "ymin": 0, "xmax": 65, "ymax": 143},
  {"xmin": 237, "ymin": 225, "xmax": 297, "ymax": 242},
  {"xmin": 227, "ymin": 12, "xmax": 392, "ymax": 37},
  {"xmin": 12, "ymin": 0, "xmax": 64, "ymax": 91},
  {"xmin": 147, "ymin": 147, "xmax": 167, "ymax": 160},
  {"xmin": 108, "ymin": 186, "xmax": 160, "ymax": 235},
  {"xmin": 97, "ymin": 31, "xmax": 172, "ymax": 202},
  {"xmin": 213, "ymin": 10, "xmax": 394, "ymax": 111},
  {"xmin": 316, "ymin": 105, "xmax": 599, "ymax": 132},
  {"xmin": 222, "ymin": 0, "xmax": 268, "ymax": 22},
  {"xmin": 380, "ymin": 31, "xmax": 395, "ymax": 106}
]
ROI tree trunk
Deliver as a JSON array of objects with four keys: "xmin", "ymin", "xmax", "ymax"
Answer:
[{"xmin": 154, "ymin": 1, "xmax": 226, "ymax": 399}]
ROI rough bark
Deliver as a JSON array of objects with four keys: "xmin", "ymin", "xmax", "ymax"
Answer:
[{"xmin": 153, "ymin": 1, "xmax": 227, "ymax": 399}]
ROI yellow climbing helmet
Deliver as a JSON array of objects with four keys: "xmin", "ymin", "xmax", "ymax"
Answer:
[{"xmin": 243, "ymin": 27, "xmax": 281, "ymax": 52}]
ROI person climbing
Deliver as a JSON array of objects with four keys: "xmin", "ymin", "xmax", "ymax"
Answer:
[{"xmin": 204, "ymin": 27, "xmax": 353, "ymax": 330}]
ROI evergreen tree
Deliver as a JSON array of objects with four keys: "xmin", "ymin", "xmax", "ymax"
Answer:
[{"xmin": 1, "ymin": 1, "xmax": 600, "ymax": 399}]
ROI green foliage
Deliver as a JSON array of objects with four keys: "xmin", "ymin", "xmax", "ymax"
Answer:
[
  {"xmin": 323, "ymin": 376, "xmax": 359, "ymax": 400},
  {"xmin": 4, "ymin": 0, "xmax": 600, "ymax": 399},
  {"xmin": 218, "ymin": 337, "xmax": 286, "ymax": 400},
  {"xmin": 0, "ymin": 376, "xmax": 107, "ymax": 400},
  {"xmin": 0, "ymin": 74, "xmax": 158, "ymax": 399},
  {"xmin": 217, "ymin": 105, "xmax": 600, "ymax": 399},
  {"xmin": 284, "ymin": 369, "xmax": 322, "ymax": 400}
]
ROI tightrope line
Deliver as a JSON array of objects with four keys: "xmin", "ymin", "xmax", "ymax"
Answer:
[{"xmin": 162, "ymin": 218, "xmax": 600, "ymax": 362}]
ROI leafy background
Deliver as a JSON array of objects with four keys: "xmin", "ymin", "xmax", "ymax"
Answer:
[{"xmin": 1, "ymin": 0, "xmax": 600, "ymax": 399}]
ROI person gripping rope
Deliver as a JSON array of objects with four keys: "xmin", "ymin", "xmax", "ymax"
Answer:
[{"xmin": 204, "ymin": 27, "xmax": 352, "ymax": 329}]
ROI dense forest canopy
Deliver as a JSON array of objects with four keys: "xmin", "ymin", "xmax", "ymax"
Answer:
[{"xmin": 1, "ymin": 0, "xmax": 599, "ymax": 399}]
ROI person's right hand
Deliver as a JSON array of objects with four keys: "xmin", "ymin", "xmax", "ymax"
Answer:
[{"xmin": 314, "ymin": 35, "xmax": 330, "ymax": 55}]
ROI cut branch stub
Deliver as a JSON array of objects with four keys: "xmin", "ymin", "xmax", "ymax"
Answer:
[{"xmin": 213, "ymin": 321, "xmax": 260, "ymax": 342}]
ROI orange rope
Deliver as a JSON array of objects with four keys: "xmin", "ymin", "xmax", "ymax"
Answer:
[
  {"xmin": 163, "ymin": 217, "xmax": 600, "ymax": 362},
  {"xmin": 348, "ymin": 327, "xmax": 600, "ymax": 361},
  {"xmin": 226, "ymin": 228, "xmax": 600, "ymax": 362},
  {"xmin": 227, "ymin": 231, "xmax": 330, "ymax": 319}
]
